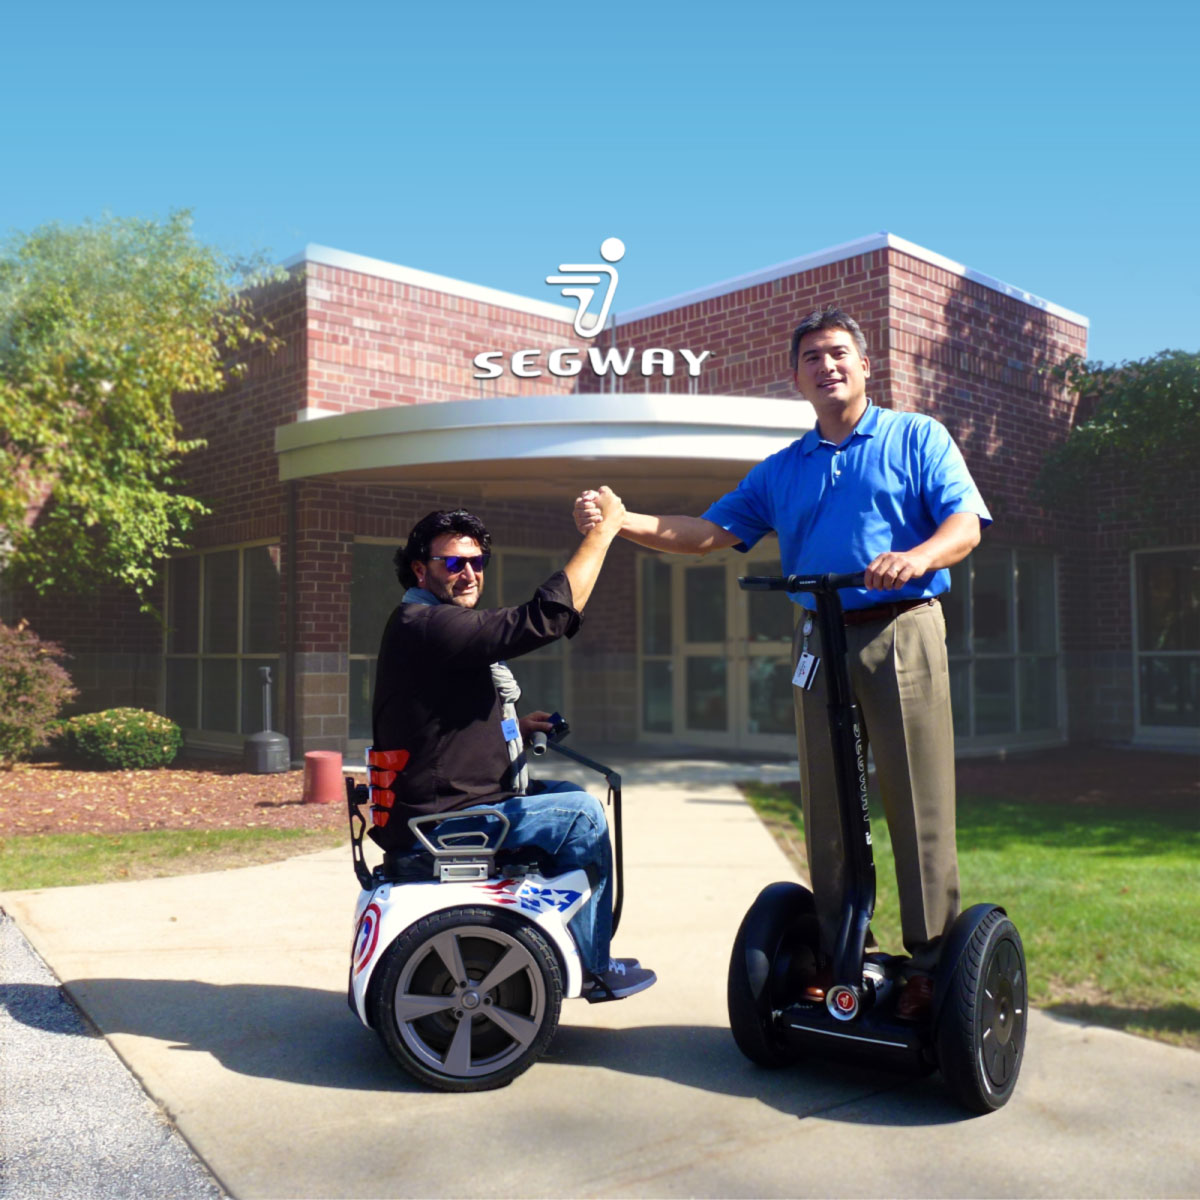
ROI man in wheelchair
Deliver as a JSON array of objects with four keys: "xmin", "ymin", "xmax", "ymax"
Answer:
[{"xmin": 369, "ymin": 490, "xmax": 656, "ymax": 1001}]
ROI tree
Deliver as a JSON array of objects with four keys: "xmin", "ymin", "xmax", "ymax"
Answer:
[
  {"xmin": 1036, "ymin": 349, "xmax": 1200, "ymax": 531},
  {"xmin": 0, "ymin": 210, "xmax": 284, "ymax": 609}
]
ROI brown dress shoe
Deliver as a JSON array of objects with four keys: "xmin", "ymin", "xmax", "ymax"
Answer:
[{"xmin": 896, "ymin": 973, "xmax": 934, "ymax": 1020}]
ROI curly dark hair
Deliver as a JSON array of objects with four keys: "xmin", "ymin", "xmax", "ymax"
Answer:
[
  {"xmin": 395, "ymin": 509, "xmax": 493, "ymax": 588},
  {"xmin": 788, "ymin": 304, "xmax": 868, "ymax": 370}
]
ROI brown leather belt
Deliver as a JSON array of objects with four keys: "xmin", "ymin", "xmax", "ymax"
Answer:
[{"xmin": 805, "ymin": 596, "xmax": 938, "ymax": 627}]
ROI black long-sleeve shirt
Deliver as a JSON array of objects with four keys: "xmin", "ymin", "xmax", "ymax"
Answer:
[{"xmin": 369, "ymin": 570, "xmax": 581, "ymax": 849}]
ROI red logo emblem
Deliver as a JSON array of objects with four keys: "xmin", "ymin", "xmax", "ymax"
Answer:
[{"xmin": 835, "ymin": 989, "xmax": 856, "ymax": 1012}]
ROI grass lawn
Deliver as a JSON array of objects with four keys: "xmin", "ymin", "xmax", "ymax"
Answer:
[
  {"xmin": 739, "ymin": 782, "xmax": 1200, "ymax": 1050},
  {"xmin": 0, "ymin": 827, "xmax": 345, "ymax": 892}
]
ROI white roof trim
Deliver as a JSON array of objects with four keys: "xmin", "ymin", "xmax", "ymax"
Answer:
[
  {"xmin": 884, "ymin": 235, "xmax": 1089, "ymax": 327},
  {"xmin": 284, "ymin": 244, "xmax": 576, "ymax": 325},
  {"xmin": 283, "ymin": 233, "xmax": 1088, "ymax": 335},
  {"xmin": 613, "ymin": 234, "xmax": 893, "ymax": 325},
  {"xmin": 612, "ymin": 232, "xmax": 1089, "ymax": 329}
]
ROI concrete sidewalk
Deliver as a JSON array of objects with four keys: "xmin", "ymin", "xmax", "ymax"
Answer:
[{"xmin": 2, "ymin": 759, "xmax": 1197, "ymax": 1198}]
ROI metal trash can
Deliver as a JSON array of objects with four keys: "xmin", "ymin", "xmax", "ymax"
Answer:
[{"xmin": 244, "ymin": 665, "xmax": 291, "ymax": 774}]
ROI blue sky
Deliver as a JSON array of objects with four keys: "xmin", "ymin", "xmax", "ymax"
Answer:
[{"xmin": 3, "ymin": 1, "xmax": 1196, "ymax": 365}]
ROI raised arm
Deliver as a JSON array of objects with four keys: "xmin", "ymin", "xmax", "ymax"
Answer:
[
  {"xmin": 562, "ymin": 485, "xmax": 629, "ymax": 611},
  {"xmin": 574, "ymin": 490, "xmax": 739, "ymax": 556}
]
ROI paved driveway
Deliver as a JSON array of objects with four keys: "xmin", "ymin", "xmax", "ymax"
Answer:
[{"xmin": 2, "ymin": 765, "xmax": 1197, "ymax": 1198}]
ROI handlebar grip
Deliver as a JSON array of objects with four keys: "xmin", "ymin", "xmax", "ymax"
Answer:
[
  {"xmin": 824, "ymin": 571, "xmax": 867, "ymax": 591},
  {"xmin": 740, "ymin": 572, "xmax": 867, "ymax": 593},
  {"xmin": 738, "ymin": 576, "xmax": 787, "ymax": 591}
]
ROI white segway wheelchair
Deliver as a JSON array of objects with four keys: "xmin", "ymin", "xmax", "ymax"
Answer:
[{"xmin": 345, "ymin": 717, "xmax": 624, "ymax": 1091}]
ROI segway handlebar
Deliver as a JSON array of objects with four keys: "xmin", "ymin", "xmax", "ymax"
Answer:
[{"xmin": 738, "ymin": 571, "xmax": 867, "ymax": 594}]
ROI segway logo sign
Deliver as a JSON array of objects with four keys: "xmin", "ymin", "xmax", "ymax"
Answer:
[
  {"xmin": 828, "ymin": 985, "xmax": 860, "ymax": 1021},
  {"xmin": 471, "ymin": 239, "xmax": 713, "ymax": 381}
]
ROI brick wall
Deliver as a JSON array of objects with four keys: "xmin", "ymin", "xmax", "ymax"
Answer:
[
  {"xmin": 884, "ymin": 247, "xmax": 1088, "ymax": 548},
  {"xmin": 305, "ymin": 262, "xmax": 584, "ymax": 412},
  {"xmin": 23, "ymin": 239, "xmax": 1185, "ymax": 755},
  {"xmin": 585, "ymin": 250, "xmax": 891, "ymax": 401}
]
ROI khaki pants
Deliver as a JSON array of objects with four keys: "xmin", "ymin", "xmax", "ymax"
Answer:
[{"xmin": 792, "ymin": 599, "xmax": 959, "ymax": 969}]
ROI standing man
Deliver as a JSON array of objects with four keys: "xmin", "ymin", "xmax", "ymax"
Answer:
[
  {"xmin": 372, "ymin": 489, "xmax": 655, "ymax": 1001},
  {"xmin": 575, "ymin": 305, "xmax": 990, "ymax": 1018}
]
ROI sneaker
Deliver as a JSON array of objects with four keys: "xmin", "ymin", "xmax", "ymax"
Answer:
[
  {"xmin": 896, "ymin": 972, "xmax": 934, "ymax": 1021},
  {"xmin": 584, "ymin": 959, "xmax": 657, "ymax": 1002}
]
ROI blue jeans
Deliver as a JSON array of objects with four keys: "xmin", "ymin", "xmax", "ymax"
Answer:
[{"xmin": 428, "ymin": 785, "xmax": 612, "ymax": 974}]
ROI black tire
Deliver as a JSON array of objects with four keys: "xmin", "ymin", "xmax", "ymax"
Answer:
[
  {"xmin": 371, "ymin": 906, "xmax": 562, "ymax": 1091},
  {"xmin": 727, "ymin": 882, "xmax": 819, "ymax": 1068},
  {"xmin": 936, "ymin": 909, "xmax": 1027, "ymax": 1113}
]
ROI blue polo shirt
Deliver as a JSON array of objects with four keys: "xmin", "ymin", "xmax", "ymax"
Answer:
[{"xmin": 702, "ymin": 402, "xmax": 992, "ymax": 611}]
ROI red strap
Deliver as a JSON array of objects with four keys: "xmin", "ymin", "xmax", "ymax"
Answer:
[{"xmin": 368, "ymin": 748, "xmax": 410, "ymax": 771}]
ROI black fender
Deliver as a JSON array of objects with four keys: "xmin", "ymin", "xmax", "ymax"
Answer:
[
  {"xmin": 738, "ymin": 882, "xmax": 816, "ymax": 1003},
  {"xmin": 932, "ymin": 902, "xmax": 1006, "ymax": 1027}
]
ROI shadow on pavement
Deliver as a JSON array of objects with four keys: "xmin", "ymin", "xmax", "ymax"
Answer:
[{"xmin": 5, "ymin": 978, "xmax": 972, "ymax": 1125}]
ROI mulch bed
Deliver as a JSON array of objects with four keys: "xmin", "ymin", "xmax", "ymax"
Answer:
[
  {"xmin": 0, "ymin": 745, "xmax": 1194, "ymax": 840},
  {"xmin": 0, "ymin": 758, "xmax": 347, "ymax": 838}
]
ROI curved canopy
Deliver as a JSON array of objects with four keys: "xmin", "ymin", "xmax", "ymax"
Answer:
[{"xmin": 274, "ymin": 394, "xmax": 814, "ymax": 502}]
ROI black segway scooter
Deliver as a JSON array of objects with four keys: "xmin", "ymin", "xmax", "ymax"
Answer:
[{"xmin": 727, "ymin": 572, "xmax": 1027, "ymax": 1113}]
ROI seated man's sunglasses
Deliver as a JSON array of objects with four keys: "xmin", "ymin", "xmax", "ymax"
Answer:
[{"xmin": 428, "ymin": 553, "xmax": 491, "ymax": 574}]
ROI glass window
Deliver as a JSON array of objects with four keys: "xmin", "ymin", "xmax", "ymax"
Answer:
[
  {"xmin": 642, "ymin": 560, "xmax": 672, "ymax": 655},
  {"xmin": 165, "ymin": 545, "xmax": 281, "ymax": 736},
  {"xmin": 684, "ymin": 565, "xmax": 726, "ymax": 643},
  {"xmin": 500, "ymin": 554, "xmax": 555, "ymax": 606},
  {"xmin": 1135, "ymin": 549, "xmax": 1200, "ymax": 730},
  {"xmin": 512, "ymin": 655, "xmax": 565, "ymax": 715},
  {"xmin": 168, "ymin": 556, "xmax": 200, "ymax": 654},
  {"xmin": 942, "ymin": 562, "xmax": 969, "ymax": 656},
  {"xmin": 1019, "ymin": 657, "xmax": 1058, "ymax": 732},
  {"xmin": 944, "ymin": 547, "xmax": 1060, "ymax": 743},
  {"xmin": 351, "ymin": 544, "xmax": 399, "ymax": 656},
  {"xmin": 165, "ymin": 658, "xmax": 199, "ymax": 729},
  {"xmin": 747, "ymin": 658, "xmax": 794, "ymax": 734},
  {"xmin": 1137, "ymin": 549, "xmax": 1200, "ymax": 653},
  {"xmin": 348, "ymin": 657, "xmax": 376, "ymax": 742},
  {"xmin": 974, "ymin": 658, "xmax": 1016, "ymax": 735},
  {"xmin": 642, "ymin": 660, "xmax": 673, "ymax": 733},
  {"xmin": 746, "ymin": 558, "xmax": 794, "ymax": 643},
  {"xmin": 203, "ymin": 550, "xmax": 239, "ymax": 654},
  {"xmin": 686, "ymin": 657, "xmax": 727, "ymax": 731},
  {"xmin": 1017, "ymin": 551, "xmax": 1056, "ymax": 654},
  {"xmin": 242, "ymin": 546, "xmax": 281, "ymax": 655},
  {"xmin": 972, "ymin": 550, "xmax": 1013, "ymax": 654},
  {"xmin": 1139, "ymin": 658, "xmax": 1200, "ymax": 728},
  {"xmin": 201, "ymin": 658, "xmax": 238, "ymax": 733}
]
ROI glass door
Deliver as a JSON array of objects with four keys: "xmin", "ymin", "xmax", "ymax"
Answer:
[
  {"xmin": 739, "ymin": 555, "xmax": 798, "ymax": 751},
  {"xmin": 679, "ymin": 562, "xmax": 734, "ymax": 745},
  {"xmin": 638, "ymin": 550, "xmax": 796, "ymax": 753}
]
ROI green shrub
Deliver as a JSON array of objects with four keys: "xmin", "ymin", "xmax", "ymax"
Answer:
[
  {"xmin": 0, "ymin": 621, "xmax": 77, "ymax": 768},
  {"xmin": 61, "ymin": 707, "xmax": 182, "ymax": 770}
]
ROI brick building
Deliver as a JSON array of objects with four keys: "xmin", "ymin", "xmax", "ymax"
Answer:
[{"xmin": 15, "ymin": 234, "xmax": 1198, "ymax": 759}]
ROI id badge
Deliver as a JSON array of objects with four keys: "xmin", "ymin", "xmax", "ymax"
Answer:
[
  {"xmin": 501, "ymin": 717, "xmax": 520, "ymax": 742},
  {"xmin": 792, "ymin": 652, "xmax": 820, "ymax": 691}
]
